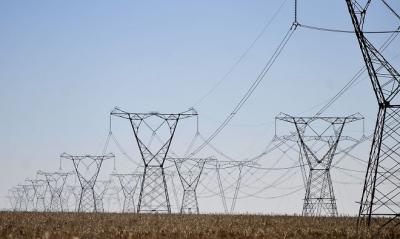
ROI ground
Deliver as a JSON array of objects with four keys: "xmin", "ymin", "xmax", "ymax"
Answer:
[{"xmin": 0, "ymin": 212, "xmax": 398, "ymax": 239}]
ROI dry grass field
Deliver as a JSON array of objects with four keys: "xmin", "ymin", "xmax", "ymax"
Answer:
[{"xmin": 0, "ymin": 212, "xmax": 398, "ymax": 239}]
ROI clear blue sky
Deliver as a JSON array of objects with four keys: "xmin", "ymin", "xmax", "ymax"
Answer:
[{"xmin": 0, "ymin": 0, "xmax": 399, "ymax": 214}]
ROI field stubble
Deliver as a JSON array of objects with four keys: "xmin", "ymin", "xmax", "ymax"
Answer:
[{"xmin": 0, "ymin": 212, "xmax": 398, "ymax": 239}]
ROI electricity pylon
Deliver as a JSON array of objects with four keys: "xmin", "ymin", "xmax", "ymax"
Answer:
[
  {"xmin": 170, "ymin": 157, "xmax": 209, "ymax": 214},
  {"xmin": 6, "ymin": 190, "xmax": 17, "ymax": 211},
  {"xmin": 26, "ymin": 178, "xmax": 48, "ymax": 211},
  {"xmin": 65, "ymin": 185, "xmax": 81, "ymax": 212},
  {"xmin": 213, "ymin": 160, "xmax": 256, "ymax": 214},
  {"xmin": 111, "ymin": 107, "xmax": 197, "ymax": 213},
  {"xmin": 37, "ymin": 170, "xmax": 72, "ymax": 212},
  {"xmin": 345, "ymin": 0, "xmax": 400, "ymax": 231},
  {"xmin": 61, "ymin": 153, "xmax": 114, "ymax": 212},
  {"xmin": 276, "ymin": 113, "xmax": 363, "ymax": 216},
  {"xmin": 19, "ymin": 184, "xmax": 36, "ymax": 211},
  {"xmin": 8, "ymin": 187, "xmax": 25, "ymax": 211},
  {"xmin": 103, "ymin": 185, "xmax": 122, "ymax": 212},
  {"xmin": 94, "ymin": 180, "xmax": 111, "ymax": 212},
  {"xmin": 111, "ymin": 173, "xmax": 141, "ymax": 212}
]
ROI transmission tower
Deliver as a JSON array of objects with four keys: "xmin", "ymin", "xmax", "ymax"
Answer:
[
  {"xmin": 111, "ymin": 107, "xmax": 197, "ymax": 213},
  {"xmin": 37, "ymin": 170, "xmax": 71, "ymax": 212},
  {"xmin": 170, "ymin": 157, "xmax": 209, "ymax": 214},
  {"xmin": 65, "ymin": 185, "xmax": 81, "ymax": 212},
  {"xmin": 94, "ymin": 180, "xmax": 111, "ymax": 212},
  {"xmin": 6, "ymin": 193, "xmax": 15, "ymax": 211},
  {"xmin": 345, "ymin": 0, "xmax": 400, "ymax": 231},
  {"xmin": 19, "ymin": 184, "xmax": 36, "ymax": 211},
  {"xmin": 5, "ymin": 195, "xmax": 15, "ymax": 211},
  {"xmin": 26, "ymin": 178, "xmax": 48, "ymax": 211},
  {"xmin": 111, "ymin": 173, "xmax": 141, "ymax": 212},
  {"xmin": 103, "ymin": 185, "xmax": 122, "ymax": 212},
  {"xmin": 8, "ymin": 187, "xmax": 24, "ymax": 211},
  {"xmin": 276, "ymin": 113, "xmax": 363, "ymax": 216},
  {"xmin": 214, "ymin": 160, "xmax": 256, "ymax": 214},
  {"xmin": 61, "ymin": 153, "xmax": 114, "ymax": 212}
]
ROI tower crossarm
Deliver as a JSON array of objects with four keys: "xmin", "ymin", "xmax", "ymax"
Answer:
[
  {"xmin": 36, "ymin": 171, "xmax": 73, "ymax": 195},
  {"xmin": 111, "ymin": 107, "xmax": 198, "ymax": 167},
  {"xmin": 60, "ymin": 153, "xmax": 114, "ymax": 189}
]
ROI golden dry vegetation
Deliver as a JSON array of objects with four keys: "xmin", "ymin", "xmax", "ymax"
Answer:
[{"xmin": 0, "ymin": 212, "xmax": 398, "ymax": 239}]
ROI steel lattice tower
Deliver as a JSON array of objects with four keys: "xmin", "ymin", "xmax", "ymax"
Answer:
[
  {"xmin": 214, "ymin": 160, "xmax": 256, "ymax": 214},
  {"xmin": 345, "ymin": 0, "xmax": 400, "ymax": 231},
  {"xmin": 26, "ymin": 179, "xmax": 48, "ymax": 211},
  {"xmin": 37, "ymin": 171, "xmax": 72, "ymax": 212},
  {"xmin": 276, "ymin": 113, "xmax": 363, "ymax": 216},
  {"xmin": 103, "ymin": 185, "xmax": 123, "ymax": 212},
  {"xmin": 6, "ymin": 189, "xmax": 18, "ymax": 211},
  {"xmin": 94, "ymin": 180, "xmax": 111, "ymax": 212},
  {"xmin": 61, "ymin": 153, "xmax": 114, "ymax": 212},
  {"xmin": 171, "ymin": 158, "xmax": 208, "ymax": 214},
  {"xmin": 111, "ymin": 107, "xmax": 197, "ymax": 213},
  {"xmin": 111, "ymin": 173, "xmax": 141, "ymax": 212},
  {"xmin": 9, "ymin": 187, "xmax": 25, "ymax": 211},
  {"xmin": 19, "ymin": 184, "xmax": 36, "ymax": 211},
  {"xmin": 65, "ymin": 185, "xmax": 81, "ymax": 212}
]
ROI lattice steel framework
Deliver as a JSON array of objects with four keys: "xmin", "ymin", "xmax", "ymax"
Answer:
[
  {"xmin": 214, "ymin": 160, "xmax": 256, "ymax": 214},
  {"xmin": 111, "ymin": 107, "xmax": 197, "ymax": 213},
  {"xmin": 26, "ymin": 178, "xmax": 48, "ymax": 211},
  {"xmin": 61, "ymin": 153, "xmax": 114, "ymax": 212},
  {"xmin": 111, "ymin": 173, "xmax": 141, "ymax": 212},
  {"xmin": 65, "ymin": 185, "xmax": 81, "ymax": 212},
  {"xmin": 104, "ymin": 185, "xmax": 123, "ymax": 212},
  {"xmin": 94, "ymin": 180, "xmax": 111, "ymax": 212},
  {"xmin": 19, "ymin": 183, "xmax": 36, "ymax": 211},
  {"xmin": 8, "ymin": 187, "xmax": 25, "ymax": 211},
  {"xmin": 6, "ymin": 192, "xmax": 16, "ymax": 211},
  {"xmin": 171, "ymin": 158, "xmax": 208, "ymax": 214},
  {"xmin": 276, "ymin": 113, "xmax": 363, "ymax": 216},
  {"xmin": 37, "ymin": 170, "xmax": 71, "ymax": 212},
  {"xmin": 346, "ymin": 0, "xmax": 400, "ymax": 231}
]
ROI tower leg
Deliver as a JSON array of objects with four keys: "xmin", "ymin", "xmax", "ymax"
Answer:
[
  {"xmin": 137, "ymin": 166, "xmax": 170, "ymax": 213},
  {"xmin": 303, "ymin": 169, "xmax": 337, "ymax": 217},
  {"xmin": 79, "ymin": 186, "xmax": 96, "ymax": 212},
  {"xmin": 181, "ymin": 190, "xmax": 198, "ymax": 214},
  {"xmin": 358, "ymin": 106, "xmax": 400, "ymax": 231}
]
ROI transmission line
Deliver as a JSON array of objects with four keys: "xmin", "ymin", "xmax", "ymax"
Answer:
[
  {"xmin": 191, "ymin": 0, "xmax": 289, "ymax": 108},
  {"xmin": 189, "ymin": 24, "xmax": 297, "ymax": 157},
  {"xmin": 298, "ymin": 23, "xmax": 400, "ymax": 34}
]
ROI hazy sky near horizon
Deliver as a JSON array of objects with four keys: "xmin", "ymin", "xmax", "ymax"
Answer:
[{"xmin": 0, "ymin": 0, "xmax": 399, "ymax": 214}]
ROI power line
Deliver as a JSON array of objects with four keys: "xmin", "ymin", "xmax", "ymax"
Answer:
[
  {"xmin": 191, "ymin": 0, "xmax": 289, "ymax": 108},
  {"xmin": 298, "ymin": 23, "xmax": 400, "ymax": 34},
  {"xmin": 189, "ymin": 25, "xmax": 297, "ymax": 157},
  {"xmin": 380, "ymin": 0, "xmax": 400, "ymax": 20}
]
